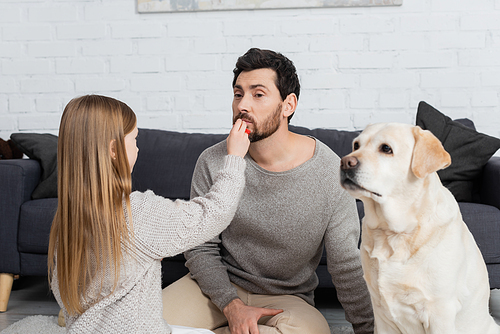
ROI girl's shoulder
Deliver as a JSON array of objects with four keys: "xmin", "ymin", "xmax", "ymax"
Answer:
[
  {"xmin": 129, "ymin": 190, "xmax": 166, "ymax": 216},
  {"xmin": 130, "ymin": 189, "xmax": 152, "ymax": 202}
]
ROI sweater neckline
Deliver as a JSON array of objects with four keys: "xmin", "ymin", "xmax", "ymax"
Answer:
[{"xmin": 245, "ymin": 137, "xmax": 319, "ymax": 176}]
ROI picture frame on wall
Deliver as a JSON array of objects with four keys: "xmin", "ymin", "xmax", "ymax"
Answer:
[{"xmin": 137, "ymin": 0, "xmax": 403, "ymax": 13}]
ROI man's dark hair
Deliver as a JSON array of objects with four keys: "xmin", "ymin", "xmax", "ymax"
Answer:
[{"xmin": 232, "ymin": 48, "xmax": 300, "ymax": 123}]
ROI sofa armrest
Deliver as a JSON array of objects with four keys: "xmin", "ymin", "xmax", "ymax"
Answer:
[
  {"xmin": 480, "ymin": 156, "xmax": 500, "ymax": 211},
  {"xmin": 0, "ymin": 159, "xmax": 41, "ymax": 274}
]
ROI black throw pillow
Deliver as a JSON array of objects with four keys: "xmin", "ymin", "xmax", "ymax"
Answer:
[
  {"xmin": 10, "ymin": 133, "xmax": 58, "ymax": 199},
  {"xmin": 416, "ymin": 102, "xmax": 500, "ymax": 202}
]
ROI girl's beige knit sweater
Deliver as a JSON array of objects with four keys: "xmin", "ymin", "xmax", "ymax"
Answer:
[{"xmin": 51, "ymin": 155, "xmax": 246, "ymax": 334}]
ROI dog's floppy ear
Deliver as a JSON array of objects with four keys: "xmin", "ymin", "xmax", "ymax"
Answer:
[{"xmin": 411, "ymin": 126, "xmax": 451, "ymax": 179}]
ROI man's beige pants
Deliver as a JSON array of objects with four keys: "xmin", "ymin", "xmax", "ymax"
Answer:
[{"xmin": 162, "ymin": 274, "xmax": 330, "ymax": 334}]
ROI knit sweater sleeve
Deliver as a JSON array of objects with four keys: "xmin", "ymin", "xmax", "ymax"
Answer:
[
  {"xmin": 184, "ymin": 143, "xmax": 240, "ymax": 311},
  {"xmin": 324, "ymin": 180, "xmax": 374, "ymax": 334},
  {"xmin": 131, "ymin": 154, "xmax": 246, "ymax": 259}
]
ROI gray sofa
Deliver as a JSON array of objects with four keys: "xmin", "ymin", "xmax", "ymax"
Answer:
[{"xmin": 1, "ymin": 103, "xmax": 500, "ymax": 312}]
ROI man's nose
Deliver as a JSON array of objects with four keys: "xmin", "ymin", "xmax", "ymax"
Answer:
[{"xmin": 237, "ymin": 94, "xmax": 252, "ymax": 112}]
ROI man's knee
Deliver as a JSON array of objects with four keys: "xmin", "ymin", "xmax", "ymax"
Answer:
[
  {"xmin": 259, "ymin": 296, "xmax": 330, "ymax": 334},
  {"xmin": 162, "ymin": 274, "xmax": 225, "ymax": 329}
]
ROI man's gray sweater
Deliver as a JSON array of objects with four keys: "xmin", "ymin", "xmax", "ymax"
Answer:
[{"xmin": 184, "ymin": 139, "xmax": 374, "ymax": 333}]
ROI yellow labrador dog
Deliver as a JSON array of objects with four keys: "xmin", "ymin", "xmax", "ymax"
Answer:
[{"xmin": 340, "ymin": 123, "xmax": 500, "ymax": 334}]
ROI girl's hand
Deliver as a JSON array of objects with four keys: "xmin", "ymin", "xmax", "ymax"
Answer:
[{"xmin": 227, "ymin": 119, "xmax": 250, "ymax": 158}]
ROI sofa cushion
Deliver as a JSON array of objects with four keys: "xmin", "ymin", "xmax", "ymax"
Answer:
[
  {"xmin": 132, "ymin": 129, "xmax": 226, "ymax": 200},
  {"xmin": 416, "ymin": 102, "xmax": 500, "ymax": 202},
  {"xmin": 18, "ymin": 198, "xmax": 57, "ymax": 254},
  {"xmin": 486, "ymin": 264, "xmax": 500, "ymax": 289},
  {"xmin": 6, "ymin": 126, "xmax": 362, "ymax": 202},
  {"xmin": 10, "ymin": 133, "xmax": 58, "ymax": 199},
  {"xmin": 131, "ymin": 126, "xmax": 360, "ymax": 200},
  {"xmin": 460, "ymin": 202, "xmax": 500, "ymax": 264}
]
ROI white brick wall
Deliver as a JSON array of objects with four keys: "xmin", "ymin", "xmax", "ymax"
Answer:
[{"xmin": 0, "ymin": 0, "xmax": 499, "ymax": 159}]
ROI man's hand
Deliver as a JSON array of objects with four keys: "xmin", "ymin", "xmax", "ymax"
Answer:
[{"xmin": 223, "ymin": 298, "xmax": 283, "ymax": 334}]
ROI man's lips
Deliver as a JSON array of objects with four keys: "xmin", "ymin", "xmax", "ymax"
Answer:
[{"xmin": 235, "ymin": 113, "xmax": 253, "ymax": 124}]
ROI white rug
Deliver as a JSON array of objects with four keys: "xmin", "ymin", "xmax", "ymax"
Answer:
[
  {"xmin": 0, "ymin": 315, "xmax": 354, "ymax": 334},
  {"xmin": 0, "ymin": 316, "xmax": 353, "ymax": 334},
  {"xmin": 7, "ymin": 289, "xmax": 500, "ymax": 334},
  {"xmin": 1, "ymin": 315, "xmax": 63, "ymax": 334}
]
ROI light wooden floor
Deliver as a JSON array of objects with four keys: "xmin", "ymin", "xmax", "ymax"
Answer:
[
  {"xmin": 0, "ymin": 276, "xmax": 350, "ymax": 331},
  {"xmin": 0, "ymin": 276, "xmax": 60, "ymax": 331}
]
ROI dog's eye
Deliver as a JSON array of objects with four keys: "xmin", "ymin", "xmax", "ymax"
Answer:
[
  {"xmin": 353, "ymin": 142, "xmax": 360, "ymax": 151},
  {"xmin": 380, "ymin": 144, "xmax": 393, "ymax": 154}
]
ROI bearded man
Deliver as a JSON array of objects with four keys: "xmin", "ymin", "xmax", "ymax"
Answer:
[{"xmin": 162, "ymin": 48, "xmax": 374, "ymax": 334}]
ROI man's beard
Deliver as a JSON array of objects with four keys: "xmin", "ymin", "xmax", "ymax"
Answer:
[{"xmin": 233, "ymin": 103, "xmax": 282, "ymax": 143}]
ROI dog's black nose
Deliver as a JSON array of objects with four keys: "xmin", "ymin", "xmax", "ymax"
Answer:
[{"xmin": 341, "ymin": 156, "xmax": 359, "ymax": 170}]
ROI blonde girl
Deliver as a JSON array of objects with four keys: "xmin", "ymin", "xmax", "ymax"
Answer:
[{"xmin": 48, "ymin": 95, "xmax": 249, "ymax": 333}]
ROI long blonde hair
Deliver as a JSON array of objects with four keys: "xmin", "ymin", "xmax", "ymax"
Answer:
[{"xmin": 48, "ymin": 95, "xmax": 137, "ymax": 316}]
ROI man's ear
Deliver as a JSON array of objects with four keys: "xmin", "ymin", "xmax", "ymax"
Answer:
[
  {"xmin": 283, "ymin": 93, "xmax": 297, "ymax": 118},
  {"xmin": 411, "ymin": 126, "xmax": 451, "ymax": 179},
  {"xmin": 109, "ymin": 139, "xmax": 117, "ymax": 160}
]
